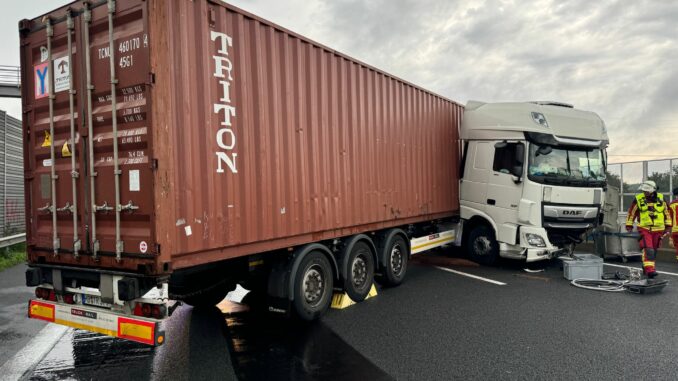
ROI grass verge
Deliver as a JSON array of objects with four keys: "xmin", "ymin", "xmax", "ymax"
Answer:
[{"xmin": 0, "ymin": 242, "xmax": 27, "ymax": 272}]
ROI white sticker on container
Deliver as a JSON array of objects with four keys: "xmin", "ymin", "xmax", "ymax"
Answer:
[
  {"xmin": 139, "ymin": 241, "xmax": 148, "ymax": 253},
  {"xmin": 185, "ymin": 225, "xmax": 192, "ymax": 236},
  {"xmin": 129, "ymin": 169, "xmax": 140, "ymax": 191},
  {"xmin": 53, "ymin": 56, "xmax": 70, "ymax": 93},
  {"xmin": 43, "ymin": 159, "xmax": 53, "ymax": 167}
]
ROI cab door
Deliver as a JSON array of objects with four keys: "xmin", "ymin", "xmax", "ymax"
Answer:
[{"xmin": 485, "ymin": 142, "xmax": 524, "ymax": 244}]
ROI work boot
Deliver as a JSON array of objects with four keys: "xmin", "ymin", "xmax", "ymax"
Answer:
[{"xmin": 648, "ymin": 271, "xmax": 658, "ymax": 279}]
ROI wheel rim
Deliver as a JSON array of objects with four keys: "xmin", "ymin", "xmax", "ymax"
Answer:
[
  {"xmin": 390, "ymin": 244, "xmax": 404, "ymax": 276},
  {"xmin": 473, "ymin": 236, "xmax": 492, "ymax": 256},
  {"xmin": 303, "ymin": 265, "xmax": 324, "ymax": 307},
  {"xmin": 352, "ymin": 255, "xmax": 368, "ymax": 289}
]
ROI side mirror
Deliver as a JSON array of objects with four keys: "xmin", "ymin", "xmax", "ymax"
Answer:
[
  {"xmin": 536, "ymin": 145, "xmax": 552, "ymax": 156},
  {"xmin": 515, "ymin": 143, "xmax": 525, "ymax": 164},
  {"xmin": 512, "ymin": 166, "xmax": 523, "ymax": 184}
]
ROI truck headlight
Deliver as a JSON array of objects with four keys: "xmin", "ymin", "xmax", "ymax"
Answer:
[{"xmin": 525, "ymin": 233, "xmax": 546, "ymax": 247}]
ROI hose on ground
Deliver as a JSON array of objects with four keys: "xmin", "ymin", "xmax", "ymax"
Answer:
[{"xmin": 570, "ymin": 278, "xmax": 628, "ymax": 292}]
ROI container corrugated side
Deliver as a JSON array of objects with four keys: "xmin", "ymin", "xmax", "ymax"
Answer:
[
  {"xmin": 22, "ymin": 0, "xmax": 462, "ymax": 275},
  {"xmin": 149, "ymin": 0, "xmax": 462, "ymax": 270}
]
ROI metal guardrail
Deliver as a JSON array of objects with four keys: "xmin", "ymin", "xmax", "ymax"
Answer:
[
  {"xmin": 0, "ymin": 65, "xmax": 21, "ymax": 98},
  {"xmin": 0, "ymin": 233, "xmax": 26, "ymax": 249}
]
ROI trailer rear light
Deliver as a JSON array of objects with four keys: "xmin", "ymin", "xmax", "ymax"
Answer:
[
  {"xmin": 35, "ymin": 287, "xmax": 57, "ymax": 301},
  {"xmin": 133, "ymin": 302, "xmax": 165, "ymax": 319},
  {"xmin": 63, "ymin": 293, "xmax": 75, "ymax": 304},
  {"xmin": 35, "ymin": 287, "xmax": 47, "ymax": 299},
  {"xmin": 151, "ymin": 305, "xmax": 165, "ymax": 319}
]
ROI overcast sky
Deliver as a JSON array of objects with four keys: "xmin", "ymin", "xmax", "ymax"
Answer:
[{"xmin": 2, "ymin": 0, "xmax": 676, "ymax": 164}]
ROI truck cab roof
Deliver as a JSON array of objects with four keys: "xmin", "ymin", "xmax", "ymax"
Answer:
[{"xmin": 461, "ymin": 101, "xmax": 609, "ymax": 147}]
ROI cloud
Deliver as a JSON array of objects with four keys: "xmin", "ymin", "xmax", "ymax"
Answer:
[
  {"xmin": 3, "ymin": 0, "xmax": 675, "ymax": 162},
  {"xmin": 229, "ymin": 0, "xmax": 677, "ymax": 162}
]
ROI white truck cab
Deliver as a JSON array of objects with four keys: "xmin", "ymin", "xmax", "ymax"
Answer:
[{"xmin": 459, "ymin": 101, "xmax": 608, "ymax": 263}]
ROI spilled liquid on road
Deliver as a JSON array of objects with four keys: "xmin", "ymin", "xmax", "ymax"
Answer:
[
  {"xmin": 224, "ymin": 313, "xmax": 391, "ymax": 381},
  {"xmin": 28, "ymin": 300, "xmax": 391, "ymax": 380}
]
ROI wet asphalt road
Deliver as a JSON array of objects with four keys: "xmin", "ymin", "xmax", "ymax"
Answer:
[
  {"xmin": 0, "ymin": 264, "xmax": 45, "ymax": 367},
  {"xmin": 4, "ymin": 250, "xmax": 678, "ymax": 380}
]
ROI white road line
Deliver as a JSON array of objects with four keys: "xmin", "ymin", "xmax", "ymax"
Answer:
[
  {"xmin": 0, "ymin": 323, "xmax": 69, "ymax": 381},
  {"xmin": 435, "ymin": 266, "xmax": 507, "ymax": 285},
  {"xmin": 604, "ymin": 263, "xmax": 678, "ymax": 277}
]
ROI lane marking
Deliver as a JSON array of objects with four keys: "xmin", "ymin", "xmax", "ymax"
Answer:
[
  {"xmin": 604, "ymin": 263, "xmax": 678, "ymax": 277},
  {"xmin": 0, "ymin": 323, "xmax": 68, "ymax": 381},
  {"xmin": 435, "ymin": 266, "xmax": 507, "ymax": 285}
]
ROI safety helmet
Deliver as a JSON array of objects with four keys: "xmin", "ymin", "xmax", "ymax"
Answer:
[{"xmin": 638, "ymin": 180, "xmax": 657, "ymax": 193}]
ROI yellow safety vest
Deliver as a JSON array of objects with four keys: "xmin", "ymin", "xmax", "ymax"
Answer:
[
  {"xmin": 635, "ymin": 193, "xmax": 666, "ymax": 231},
  {"xmin": 670, "ymin": 201, "xmax": 678, "ymax": 233}
]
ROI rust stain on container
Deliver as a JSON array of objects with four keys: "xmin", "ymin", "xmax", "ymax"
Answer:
[{"xmin": 20, "ymin": 0, "xmax": 462, "ymax": 275}]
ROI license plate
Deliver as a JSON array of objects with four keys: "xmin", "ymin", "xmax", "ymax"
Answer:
[{"xmin": 82, "ymin": 294, "xmax": 112, "ymax": 308}]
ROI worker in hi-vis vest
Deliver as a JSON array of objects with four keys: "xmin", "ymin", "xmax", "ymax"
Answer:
[
  {"xmin": 626, "ymin": 180, "xmax": 672, "ymax": 278},
  {"xmin": 668, "ymin": 187, "xmax": 678, "ymax": 261}
]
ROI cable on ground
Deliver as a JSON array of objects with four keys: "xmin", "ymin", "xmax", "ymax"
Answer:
[{"xmin": 570, "ymin": 278, "xmax": 628, "ymax": 292}]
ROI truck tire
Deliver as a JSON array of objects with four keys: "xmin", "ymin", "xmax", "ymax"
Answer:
[
  {"xmin": 467, "ymin": 225, "xmax": 499, "ymax": 265},
  {"xmin": 376, "ymin": 233, "xmax": 408, "ymax": 287},
  {"xmin": 293, "ymin": 250, "xmax": 333, "ymax": 321},
  {"xmin": 343, "ymin": 241, "xmax": 375, "ymax": 302},
  {"xmin": 182, "ymin": 280, "xmax": 235, "ymax": 308}
]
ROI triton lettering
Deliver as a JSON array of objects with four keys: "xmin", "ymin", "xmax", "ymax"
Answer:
[{"xmin": 210, "ymin": 30, "xmax": 238, "ymax": 173}]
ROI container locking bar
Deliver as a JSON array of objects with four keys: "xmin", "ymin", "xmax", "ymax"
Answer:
[
  {"xmin": 83, "ymin": 3, "xmax": 99, "ymax": 260},
  {"xmin": 56, "ymin": 202, "xmax": 75, "ymax": 213},
  {"xmin": 107, "ymin": 0, "xmax": 124, "ymax": 262},
  {"xmin": 38, "ymin": 203, "xmax": 54, "ymax": 213},
  {"xmin": 66, "ymin": 11, "xmax": 81, "ymax": 255},
  {"xmin": 119, "ymin": 201, "xmax": 139, "ymax": 213},
  {"xmin": 95, "ymin": 201, "xmax": 114, "ymax": 213},
  {"xmin": 44, "ymin": 18, "xmax": 60, "ymax": 255}
]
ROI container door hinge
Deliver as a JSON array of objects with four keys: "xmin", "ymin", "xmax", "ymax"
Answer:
[
  {"xmin": 148, "ymin": 72, "xmax": 155, "ymax": 85},
  {"xmin": 151, "ymin": 158, "xmax": 159, "ymax": 170},
  {"xmin": 155, "ymin": 244, "xmax": 161, "ymax": 254}
]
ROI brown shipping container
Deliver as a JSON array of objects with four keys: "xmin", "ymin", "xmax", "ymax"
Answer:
[{"xmin": 20, "ymin": 0, "xmax": 462, "ymax": 276}]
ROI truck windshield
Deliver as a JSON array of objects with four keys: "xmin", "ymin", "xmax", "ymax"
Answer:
[{"xmin": 528, "ymin": 144, "xmax": 606, "ymax": 187}]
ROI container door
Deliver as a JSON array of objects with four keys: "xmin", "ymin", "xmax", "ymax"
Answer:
[
  {"xmin": 22, "ymin": 0, "xmax": 155, "ymax": 270},
  {"xmin": 23, "ymin": 9, "xmax": 88, "ymax": 257},
  {"xmin": 82, "ymin": 1, "xmax": 154, "ymax": 261}
]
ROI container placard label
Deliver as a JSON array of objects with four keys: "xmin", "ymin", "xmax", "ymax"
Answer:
[
  {"xmin": 54, "ymin": 56, "xmax": 70, "ymax": 93},
  {"xmin": 129, "ymin": 170, "xmax": 140, "ymax": 192},
  {"xmin": 34, "ymin": 57, "xmax": 69, "ymax": 99},
  {"xmin": 34, "ymin": 62, "xmax": 49, "ymax": 99}
]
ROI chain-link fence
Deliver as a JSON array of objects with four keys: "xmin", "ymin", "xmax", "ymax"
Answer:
[{"xmin": 606, "ymin": 158, "xmax": 678, "ymax": 212}]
